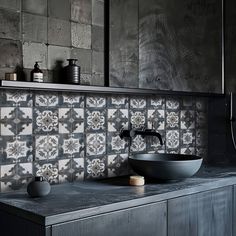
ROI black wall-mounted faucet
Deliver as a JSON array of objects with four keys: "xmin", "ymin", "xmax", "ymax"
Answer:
[{"xmin": 120, "ymin": 128, "xmax": 163, "ymax": 145}]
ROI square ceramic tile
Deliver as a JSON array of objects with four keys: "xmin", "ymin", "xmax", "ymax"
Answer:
[
  {"xmin": 1, "ymin": 90, "xmax": 32, "ymax": 107},
  {"xmin": 86, "ymin": 95, "xmax": 106, "ymax": 108},
  {"xmin": 34, "ymin": 108, "xmax": 59, "ymax": 134},
  {"xmin": 59, "ymin": 133, "xmax": 84, "ymax": 159},
  {"xmin": 130, "ymin": 135, "xmax": 146, "ymax": 153},
  {"xmin": 35, "ymin": 92, "xmax": 59, "ymax": 107},
  {"xmin": 0, "ymin": 163, "xmax": 32, "ymax": 191},
  {"xmin": 166, "ymin": 111, "xmax": 179, "ymax": 129},
  {"xmin": 147, "ymin": 96, "xmax": 165, "ymax": 109},
  {"xmin": 85, "ymin": 155, "xmax": 107, "ymax": 179},
  {"xmin": 1, "ymin": 107, "xmax": 32, "ymax": 136},
  {"xmin": 34, "ymin": 160, "xmax": 59, "ymax": 184},
  {"xmin": 59, "ymin": 92, "xmax": 84, "ymax": 108},
  {"xmin": 196, "ymin": 98, "xmax": 208, "ymax": 111},
  {"xmin": 58, "ymin": 158, "xmax": 84, "ymax": 183},
  {"xmin": 92, "ymin": 0, "xmax": 104, "ymax": 27},
  {"xmin": 166, "ymin": 130, "xmax": 180, "ymax": 150},
  {"xmin": 86, "ymin": 133, "xmax": 106, "ymax": 156},
  {"xmin": 196, "ymin": 147, "xmax": 207, "ymax": 158},
  {"xmin": 85, "ymin": 109, "xmax": 106, "ymax": 132},
  {"xmin": 59, "ymin": 108, "xmax": 84, "ymax": 134},
  {"xmin": 1, "ymin": 135, "xmax": 33, "ymax": 164},
  {"xmin": 166, "ymin": 98, "xmax": 180, "ymax": 110},
  {"xmin": 130, "ymin": 97, "xmax": 146, "ymax": 109},
  {"xmin": 180, "ymin": 110, "xmax": 195, "ymax": 129},
  {"xmin": 107, "ymin": 109, "xmax": 128, "ymax": 132},
  {"xmin": 130, "ymin": 110, "xmax": 146, "ymax": 129},
  {"xmin": 147, "ymin": 109, "xmax": 165, "ymax": 130},
  {"xmin": 35, "ymin": 135, "xmax": 59, "ymax": 161},
  {"xmin": 71, "ymin": 0, "xmax": 92, "ymax": 24},
  {"xmin": 107, "ymin": 95, "xmax": 129, "ymax": 108},
  {"xmin": 48, "ymin": 0, "xmax": 70, "ymax": 20},
  {"xmin": 107, "ymin": 154, "xmax": 129, "ymax": 177},
  {"xmin": 48, "ymin": 18, "xmax": 71, "ymax": 47},
  {"xmin": 22, "ymin": 0, "xmax": 47, "ymax": 16},
  {"xmin": 180, "ymin": 97, "xmax": 195, "ymax": 109},
  {"xmin": 180, "ymin": 130, "xmax": 195, "ymax": 147},
  {"xmin": 71, "ymin": 22, "xmax": 91, "ymax": 49},
  {"xmin": 107, "ymin": 132, "xmax": 129, "ymax": 154}
]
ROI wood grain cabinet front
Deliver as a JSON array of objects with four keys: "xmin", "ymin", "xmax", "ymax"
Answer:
[
  {"xmin": 168, "ymin": 186, "xmax": 233, "ymax": 236},
  {"xmin": 52, "ymin": 201, "xmax": 167, "ymax": 236}
]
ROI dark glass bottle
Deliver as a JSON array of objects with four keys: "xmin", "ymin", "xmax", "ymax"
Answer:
[
  {"xmin": 31, "ymin": 62, "xmax": 43, "ymax": 82},
  {"xmin": 27, "ymin": 176, "xmax": 51, "ymax": 197},
  {"xmin": 63, "ymin": 59, "xmax": 80, "ymax": 84}
]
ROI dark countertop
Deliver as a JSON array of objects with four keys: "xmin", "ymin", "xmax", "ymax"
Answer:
[{"xmin": 0, "ymin": 166, "xmax": 236, "ymax": 226}]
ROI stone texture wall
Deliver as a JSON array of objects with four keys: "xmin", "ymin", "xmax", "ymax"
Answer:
[
  {"xmin": 0, "ymin": 0, "xmax": 104, "ymax": 85},
  {"xmin": 0, "ymin": 89, "xmax": 208, "ymax": 192}
]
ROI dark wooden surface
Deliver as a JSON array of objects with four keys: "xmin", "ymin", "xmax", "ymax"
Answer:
[
  {"xmin": 52, "ymin": 201, "xmax": 167, "ymax": 236},
  {"xmin": 0, "ymin": 210, "xmax": 51, "ymax": 236},
  {"xmin": 234, "ymin": 185, "xmax": 236, "ymax": 236},
  {"xmin": 168, "ymin": 186, "xmax": 233, "ymax": 236}
]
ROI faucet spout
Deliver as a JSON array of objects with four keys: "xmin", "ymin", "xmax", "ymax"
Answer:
[{"xmin": 120, "ymin": 128, "xmax": 163, "ymax": 145}]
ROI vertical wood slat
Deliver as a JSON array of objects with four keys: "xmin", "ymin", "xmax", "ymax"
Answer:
[{"xmin": 168, "ymin": 186, "xmax": 233, "ymax": 236}]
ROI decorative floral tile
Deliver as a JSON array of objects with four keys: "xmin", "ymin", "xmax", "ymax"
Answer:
[
  {"xmin": 85, "ymin": 109, "xmax": 106, "ymax": 132},
  {"xmin": 147, "ymin": 96, "xmax": 165, "ymax": 109},
  {"xmin": 130, "ymin": 135, "xmax": 146, "ymax": 152},
  {"xmin": 35, "ymin": 135, "xmax": 58, "ymax": 161},
  {"xmin": 147, "ymin": 109, "xmax": 165, "ymax": 130},
  {"xmin": 196, "ymin": 111, "xmax": 208, "ymax": 128},
  {"xmin": 59, "ymin": 92, "xmax": 84, "ymax": 108},
  {"xmin": 59, "ymin": 108, "xmax": 84, "ymax": 134},
  {"xmin": 196, "ymin": 98, "xmax": 208, "ymax": 111},
  {"xmin": 180, "ymin": 130, "xmax": 195, "ymax": 147},
  {"xmin": 107, "ymin": 132, "xmax": 129, "ymax": 154},
  {"xmin": 86, "ymin": 95, "xmax": 106, "ymax": 108},
  {"xmin": 107, "ymin": 154, "xmax": 129, "ymax": 177},
  {"xmin": 130, "ymin": 97, "xmax": 146, "ymax": 109},
  {"xmin": 196, "ymin": 129, "xmax": 208, "ymax": 147},
  {"xmin": 34, "ymin": 161, "xmax": 59, "ymax": 184},
  {"xmin": 180, "ymin": 147, "xmax": 195, "ymax": 155},
  {"xmin": 34, "ymin": 108, "xmax": 58, "ymax": 134},
  {"xmin": 146, "ymin": 130, "xmax": 165, "ymax": 153},
  {"xmin": 58, "ymin": 158, "xmax": 84, "ymax": 183},
  {"xmin": 108, "ymin": 109, "xmax": 129, "ymax": 132},
  {"xmin": 180, "ymin": 110, "xmax": 195, "ymax": 129},
  {"xmin": 1, "ymin": 135, "xmax": 33, "ymax": 164},
  {"xmin": 166, "ymin": 111, "xmax": 179, "ymax": 129},
  {"xmin": 35, "ymin": 92, "xmax": 59, "ymax": 107},
  {"xmin": 59, "ymin": 133, "xmax": 84, "ymax": 159},
  {"xmin": 166, "ymin": 98, "xmax": 180, "ymax": 110},
  {"xmin": 86, "ymin": 133, "xmax": 106, "ymax": 156},
  {"xmin": 130, "ymin": 110, "xmax": 146, "ymax": 129},
  {"xmin": 0, "ymin": 90, "xmax": 32, "ymax": 107},
  {"xmin": 1, "ymin": 107, "xmax": 32, "ymax": 136},
  {"xmin": 0, "ymin": 162, "xmax": 33, "ymax": 191},
  {"xmin": 166, "ymin": 130, "xmax": 180, "ymax": 150},
  {"xmin": 85, "ymin": 156, "xmax": 107, "ymax": 179},
  {"xmin": 107, "ymin": 95, "xmax": 129, "ymax": 108}
]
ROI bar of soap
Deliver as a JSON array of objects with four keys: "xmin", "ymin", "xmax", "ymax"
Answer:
[{"xmin": 129, "ymin": 176, "xmax": 145, "ymax": 186}]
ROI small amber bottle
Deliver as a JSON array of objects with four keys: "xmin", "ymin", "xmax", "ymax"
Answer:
[{"xmin": 31, "ymin": 62, "xmax": 43, "ymax": 82}]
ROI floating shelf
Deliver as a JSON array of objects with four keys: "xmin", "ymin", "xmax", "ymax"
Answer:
[{"xmin": 0, "ymin": 80, "xmax": 224, "ymax": 97}]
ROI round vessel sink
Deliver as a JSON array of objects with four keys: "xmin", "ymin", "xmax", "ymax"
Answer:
[{"xmin": 129, "ymin": 154, "xmax": 203, "ymax": 180}]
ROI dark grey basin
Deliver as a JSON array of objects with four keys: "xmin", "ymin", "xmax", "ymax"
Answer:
[{"xmin": 129, "ymin": 154, "xmax": 203, "ymax": 180}]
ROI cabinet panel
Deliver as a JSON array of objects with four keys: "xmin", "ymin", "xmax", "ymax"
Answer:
[
  {"xmin": 52, "ymin": 201, "xmax": 167, "ymax": 236},
  {"xmin": 234, "ymin": 185, "xmax": 236, "ymax": 236},
  {"xmin": 168, "ymin": 186, "xmax": 233, "ymax": 236}
]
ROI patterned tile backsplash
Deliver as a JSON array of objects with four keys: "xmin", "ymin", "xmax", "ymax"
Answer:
[{"xmin": 0, "ymin": 89, "xmax": 208, "ymax": 192}]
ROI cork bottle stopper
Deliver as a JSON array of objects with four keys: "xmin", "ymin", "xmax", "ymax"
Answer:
[{"xmin": 129, "ymin": 175, "xmax": 145, "ymax": 186}]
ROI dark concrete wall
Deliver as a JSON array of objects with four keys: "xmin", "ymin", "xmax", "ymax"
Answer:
[
  {"xmin": 110, "ymin": 0, "xmax": 222, "ymax": 93},
  {"xmin": 0, "ymin": 0, "xmax": 104, "ymax": 85}
]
